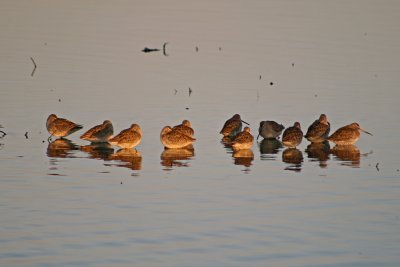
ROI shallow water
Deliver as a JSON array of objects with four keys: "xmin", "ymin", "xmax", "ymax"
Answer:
[{"xmin": 1, "ymin": 1, "xmax": 400, "ymax": 266}]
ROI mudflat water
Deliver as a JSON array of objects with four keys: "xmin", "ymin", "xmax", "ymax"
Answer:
[{"xmin": 1, "ymin": 1, "xmax": 400, "ymax": 266}]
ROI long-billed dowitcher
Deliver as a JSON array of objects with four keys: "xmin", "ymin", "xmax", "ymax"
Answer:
[
  {"xmin": 160, "ymin": 126, "xmax": 196, "ymax": 149},
  {"xmin": 282, "ymin": 122, "xmax": 303, "ymax": 148},
  {"xmin": 173, "ymin": 120, "xmax": 194, "ymax": 137},
  {"xmin": 80, "ymin": 120, "xmax": 114, "ymax": 143},
  {"xmin": 232, "ymin": 126, "xmax": 254, "ymax": 150},
  {"xmin": 327, "ymin": 122, "xmax": 372, "ymax": 145},
  {"xmin": 220, "ymin": 114, "xmax": 249, "ymax": 138},
  {"xmin": 46, "ymin": 114, "xmax": 83, "ymax": 140},
  {"xmin": 257, "ymin": 120, "xmax": 285, "ymax": 140},
  {"xmin": 109, "ymin": 124, "xmax": 142, "ymax": 149},
  {"xmin": 305, "ymin": 114, "xmax": 330, "ymax": 143}
]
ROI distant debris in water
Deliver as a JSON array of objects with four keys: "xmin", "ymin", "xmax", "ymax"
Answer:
[
  {"xmin": 219, "ymin": 47, "xmax": 222, "ymax": 51},
  {"xmin": 376, "ymin": 163, "xmax": 380, "ymax": 171},
  {"xmin": 25, "ymin": 132, "xmax": 28, "ymax": 139},
  {"xmin": 259, "ymin": 75, "xmax": 262, "ymax": 80},
  {"xmin": 0, "ymin": 130, "xmax": 6, "ymax": 137},
  {"xmin": 174, "ymin": 89, "xmax": 178, "ymax": 95},
  {"xmin": 30, "ymin": 57, "xmax": 37, "ymax": 77},
  {"xmin": 142, "ymin": 47, "xmax": 159, "ymax": 53},
  {"xmin": 185, "ymin": 107, "xmax": 189, "ymax": 110},
  {"xmin": 59, "ymin": 99, "xmax": 61, "ymax": 102},
  {"xmin": 270, "ymin": 82, "xmax": 274, "ymax": 86},
  {"xmin": 292, "ymin": 63, "xmax": 295, "ymax": 67},
  {"xmin": 189, "ymin": 87, "xmax": 192, "ymax": 96},
  {"xmin": 196, "ymin": 46, "xmax": 199, "ymax": 52},
  {"xmin": 314, "ymin": 94, "xmax": 318, "ymax": 97},
  {"xmin": 163, "ymin": 42, "xmax": 168, "ymax": 56},
  {"xmin": 142, "ymin": 42, "xmax": 169, "ymax": 56}
]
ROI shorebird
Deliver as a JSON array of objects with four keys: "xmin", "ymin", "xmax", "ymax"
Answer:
[
  {"xmin": 305, "ymin": 114, "xmax": 330, "ymax": 143},
  {"xmin": 220, "ymin": 114, "xmax": 249, "ymax": 138},
  {"xmin": 46, "ymin": 114, "xmax": 82, "ymax": 140},
  {"xmin": 109, "ymin": 124, "xmax": 142, "ymax": 149},
  {"xmin": 257, "ymin": 120, "xmax": 285, "ymax": 139},
  {"xmin": 232, "ymin": 127, "xmax": 254, "ymax": 150},
  {"xmin": 282, "ymin": 122, "xmax": 303, "ymax": 148},
  {"xmin": 327, "ymin": 122, "xmax": 372, "ymax": 145},
  {"xmin": 80, "ymin": 120, "xmax": 113, "ymax": 143},
  {"xmin": 160, "ymin": 126, "xmax": 196, "ymax": 149},
  {"xmin": 173, "ymin": 120, "xmax": 194, "ymax": 137}
]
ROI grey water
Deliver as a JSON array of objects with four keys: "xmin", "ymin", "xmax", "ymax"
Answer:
[{"xmin": 1, "ymin": 1, "xmax": 400, "ymax": 266}]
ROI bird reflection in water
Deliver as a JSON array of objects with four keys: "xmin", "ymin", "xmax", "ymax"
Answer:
[
  {"xmin": 108, "ymin": 149, "xmax": 142, "ymax": 171},
  {"xmin": 305, "ymin": 141, "xmax": 331, "ymax": 168},
  {"xmin": 47, "ymin": 138, "xmax": 79, "ymax": 158},
  {"xmin": 330, "ymin": 145, "xmax": 360, "ymax": 168},
  {"xmin": 80, "ymin": 143, "xmax": 114, "ymax": 161},
  {"xmin": 259, "ymin": 138, "xmax": 282, "ymax": 160},
  {"xmin": 160, "ymin": 146, "xmax": 195, "ymax": 170},
  {"xmin": 232, "ymin": 149, "xmax": 254, "ymax": 173},
  {"xmin": 282, "ymin": 148, "xmax": 303, "ymax": 172}
]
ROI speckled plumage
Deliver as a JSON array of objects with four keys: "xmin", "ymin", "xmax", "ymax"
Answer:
[
  {"xmin": 282, "ymin": 122, "xmax": 303, "ymax": 148},
  {"xmin": 232, "ymin": 127, "xmax": 254, "ymax": 150},
  {"xmin": 327, "ymin": 122, "xmax": 372, "ymax": 145},
  {"xmin": 109, "ymin": 124, "xmax": 142, "ymax": 149},
  {"xmin": 80, "ymin": 120, "xmax": 114, "ymax": 143},
  {"xmin": 160, "ymin": 126, "xmax": 196, "ymax": 149},
  {"xmin": 220, "ymin": 114, "xmax": 248, "ymax": 138},
  {"xmin": 305, "ymin": 114, "xmax": 330, "ymax": 143},
  {"xmin": 258, "ymin": 120, "xmax": 285, "ymax": 139},
  {"xmin": 173, "ymin": 120, "xmax": 194, "ymax": 137},
  {"xmin": 46, "ymin": 114, "xmax": 83, "ymax": 138}
]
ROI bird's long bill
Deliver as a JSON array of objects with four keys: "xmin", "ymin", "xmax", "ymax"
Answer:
[
  {"xmin": 361, "ymin": 128, "xmax": 373, "ymax": 136},
  {"xmin": 256, "ymin": 133, "xmax": 260, "ymax": 140},
  {"xmin": 241, "ymin": 120, "xmax": 250, "ymax": 125}
]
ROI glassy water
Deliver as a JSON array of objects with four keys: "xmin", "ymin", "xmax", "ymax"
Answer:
[{"xmin": 1, "ymin": 1, "xmax": 400, "ymax": 266}]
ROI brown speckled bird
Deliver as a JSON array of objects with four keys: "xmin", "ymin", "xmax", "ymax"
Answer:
[
  {"xmin": 282, "ymin": 122, "xmax": 303, "ymax": 148},
  {"xmin": 109, "ymin": 124, "xmax": 142, "ymax": 149},
  {"xmin": 327, "ymin": 122, "xmax": 372, "ymax": 145},
  {"xmin": 220, "ymin": 114, "xmax": 249, "ymax": 138},
  {"xmin": 173, "ymin": 120, "xmax": 194, "ymax": 137},
  {"xmin": 46, "ymin": 114, "xmax": 83, "ymax": 140},
  {"xmin": 160, "ymin": 126, "xmax": 196, "ymax": 149},
  {"xmin": 80, "ymin": 120, "xmax": 114, "ymax": 143},
  {"xmin": 232, "ymin": 127, "xmax": 254, "ymax": 150},
  {"xmin": 305, "ymin": 114, "xmax": 330, "ymax": 143}
]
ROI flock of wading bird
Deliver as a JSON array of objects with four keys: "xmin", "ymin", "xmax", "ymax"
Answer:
[{"xmin": 46, "ymin": 113, "xmax": 373, "ymax": 154}]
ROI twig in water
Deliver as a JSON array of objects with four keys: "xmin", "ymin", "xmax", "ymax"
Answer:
[
  {"xmin": 0, "ymin": 130, "xmax": 6, "ymax": 137},
  {"xmin": 25, "ymin": 132, "xmax": 29, "ymax": 139},
  {"xmin": 163, "ymin": 42, "xmax": 169, "ymax": 56},
  {"xmin": 376, "ymin": 163, "xmax": 380, "ymax": 171},
  {"xmin": 189, "ymin": 87, "xmax": 192, "ymax": 97},
  {"xmin": 30, "ymin": 57, "xmax": 37, "ymax": 77}
]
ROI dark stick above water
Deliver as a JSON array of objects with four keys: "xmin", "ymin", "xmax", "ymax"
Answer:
[{"xmin": 30, "ymin": 57, "xmax": 37, "ymax": 77}]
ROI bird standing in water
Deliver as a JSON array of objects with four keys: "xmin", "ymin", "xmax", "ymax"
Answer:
[
  {"xmin": 282, "ymin": 122, "xmax": 303, "ymax": 148},
  {"xmin": 327, "ymin": 122, "xmax": 372, "ymax": 145},
  {"xmin": 161, "ymin": 126, "xmax": 196, "ymax": 149},
  {"xmin": 46, "ymin": 114, "xmax": 83, "ymax": 140},
  {"xmin": 80, "ymin": 120, "xmax": 114, "ymax": 143},
  {"xmin": 304, "ymin": 114, "xmax": 330, "ymax": 143},
  {"xmin": 232, "ymin": 127, "xmax": 254, "ymax": 150},
  {"xmin": 220, "ymin": 114, "xmax": 249, "ymax": 138},
  {"xmin": 173, "ymin": 120, "xmax": 194, "ymax": 137},
  {"xmin": 257, "ymin": 120, "xmax": 285, "ymax": 140},
  {"xmin": 109, "ymin": 124, "xmax": 142, "ymax": 149}
]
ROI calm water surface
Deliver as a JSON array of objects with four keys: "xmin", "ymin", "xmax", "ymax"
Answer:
[{"xmin": 1, "ymin": 1, "xmax": 400, "ymax": 266}]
